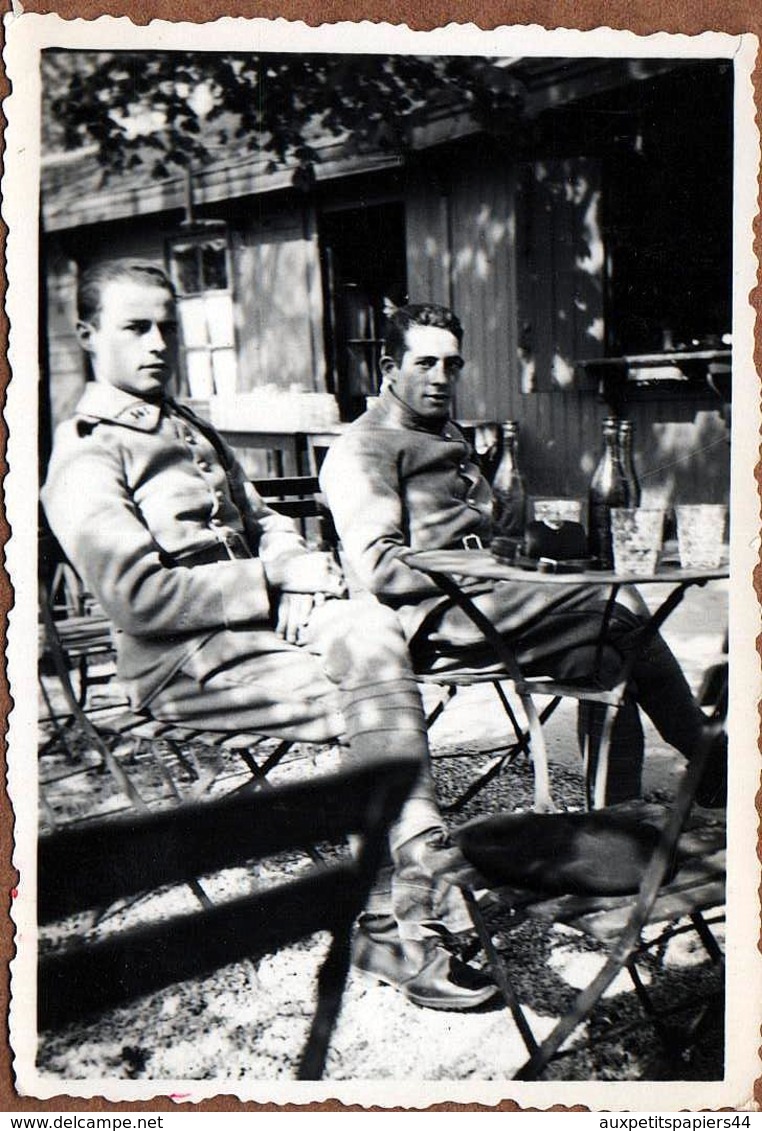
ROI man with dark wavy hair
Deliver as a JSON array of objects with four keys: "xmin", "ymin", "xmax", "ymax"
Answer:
[{"xmin": 321, "ymin": 302, "xmax": 726, "ymax": 808}]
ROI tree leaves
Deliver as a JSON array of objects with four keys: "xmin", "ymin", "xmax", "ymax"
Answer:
[{"xmin": 41, "ymin": 51, "xmax": 525, "ymax": 186}]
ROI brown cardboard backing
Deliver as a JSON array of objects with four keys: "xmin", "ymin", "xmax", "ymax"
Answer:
[{"xmin": 2, "ymin": 0, "xmax": 759, "ymax": 1113}]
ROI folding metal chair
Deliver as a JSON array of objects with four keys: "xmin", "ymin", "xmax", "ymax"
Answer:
[
  {"xmin": 39, "ymin": 525, "xmax": 116, "ymax": 711},
  {"xmin": 252, "ymin": 474, "xmax": 338, "ymax": 551},
  {"xmin": 449, "ymin": 738, "xmax": 726, "ymax": 1078},
  {"xmin": 37, "ymin": 757, "xmax": 418, "ymax": 1080},
  {"xmin": 418, "ymin": 666, "xmax": 578, "ymax": 814},
  {"xmin": 38, "ymin": 478, "xmax": 342, "ymax": 824}
]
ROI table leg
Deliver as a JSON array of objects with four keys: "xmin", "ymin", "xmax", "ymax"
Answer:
[
  {"xmin": 590, "ymin": 578, "xmax": 705, "ymax": 809},
  {"xmin": 427, "ymin": 570, "xmax": 708, "ymax": 812}
]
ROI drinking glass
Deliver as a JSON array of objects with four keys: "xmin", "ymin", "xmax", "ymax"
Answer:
[
  {"xmin": 675, "ymin": 504, "xmax": 727, "ymax": 569},
  {"xmin": 610, "ymin": 508, "xmax": 665, "ymax": 576}
]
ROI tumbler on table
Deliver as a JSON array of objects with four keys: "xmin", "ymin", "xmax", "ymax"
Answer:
[{"xmin": 675, "ymin": 504, "xmax": 728, "ymax": 569}]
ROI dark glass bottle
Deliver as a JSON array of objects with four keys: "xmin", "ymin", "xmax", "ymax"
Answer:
[
  {"xmin": 492, "ymin": 421, "xmax": 528, "ymax": 537},
  {"xmin": 618, "ymin": 419, "xmax": 642, "ymax": 507},
  {"xmin": 588, "ymin": 416, "xmax": 629, "ymax": 568}
]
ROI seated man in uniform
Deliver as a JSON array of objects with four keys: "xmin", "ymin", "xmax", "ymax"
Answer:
[
  {"xmin": 320, "ymin": 303, "xmax": 726, "ymax": 808},
  {"xmin": 41, "ymin": 261, "xmax": 499, "ymax": 1012}
]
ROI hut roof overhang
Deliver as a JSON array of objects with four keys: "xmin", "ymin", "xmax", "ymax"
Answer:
[{"xmin": 41, "ymin": 56, "xmax": 695, "ymax": 233}]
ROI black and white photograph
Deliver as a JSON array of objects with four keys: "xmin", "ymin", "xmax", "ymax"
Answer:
[{"xmin": 4, "ymin": 14, "xmax": 760, "ymax": 1107}]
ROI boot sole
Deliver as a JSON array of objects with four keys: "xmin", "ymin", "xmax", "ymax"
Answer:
[
  {"xmin": 404, "ymin": 984, "xmax": 502, "ymax": 1012},
  {"xmin": 355, "ymin": 959, "xmax": 502, "ymax": 1011}
]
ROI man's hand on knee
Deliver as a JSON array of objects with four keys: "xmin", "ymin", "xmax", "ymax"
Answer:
[{"xmin": 275, "ymin": 591, "xmax": 316, "ymax": 643}]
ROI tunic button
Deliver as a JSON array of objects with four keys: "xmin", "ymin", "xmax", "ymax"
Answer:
[
  {"xmin": 210, "ymin": 517, "xmax": 223, "ymax": 527},
  {"xmin": 197, "ymin": 459, "xmax": 211, "ymax": 472},
  {"xmin": 185, "ymin": 432, "xmax": 196, "ymax": 444}
]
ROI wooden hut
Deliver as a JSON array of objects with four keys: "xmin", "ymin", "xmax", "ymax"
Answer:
[{"xmin": 41, "ymin": 56, "xmax": 732, "ymax": 504}]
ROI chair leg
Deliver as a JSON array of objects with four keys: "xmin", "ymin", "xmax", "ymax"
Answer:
[
  {"xmin": 107, "ymin": 736, "xmax": 216, "ymax": 912},
  {"xmin": 75, "ymin": 655, "xmax": 90, "ymax": 708},
  {"xmin": 626, "ymin": 954, "xmax": 725, "ymax": 1070},
  {"xmin": 690, "ymin": 911, "xmax": 724, "ymax": 964},
  {"xmin": 514, "ymin": 939, "xmax": 637, "ymax": 1079},
  {"xmin": 443, "ymin": 695, "xmax": 560, "ymax": 815},
  {"xmin": 39, "ymin": 788, "xmax": 60, "ymax": 830},
  {"xmin": 425, "ymin": 685, "xmax": 458, "ymax": 731},
  {"xmin": 40, "ymin": 598, "xmax": 149, "ymax": 810},
  {"xmin": 146, "ymin": 739, "xmax": 188, "ymax": 804},
  {"xmin": 38, "ymin": 674, "xmax": 79, "ymax": 764},
  {"xmin": 238, "ymin": 742, "xmax": 326, "ymax": 866},
  {"xmin": 491, "ymin": 680, "xmax": 531, "ymax": 747},
  {"xmin": 238, "ymin": 740, "xmax": 293, "ymax": 786},
  {"xmin": 626, "ymin": 958, "xmax": 682, "ymax": 1053},
  {"xmin": 462, "ymin": 888, "xmax": 540, "ymax": 1059}
]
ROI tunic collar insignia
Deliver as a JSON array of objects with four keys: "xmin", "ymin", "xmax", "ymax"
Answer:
[{"xmin": 74, "ymin": 383, "xmax": 164, "ymax": 432}]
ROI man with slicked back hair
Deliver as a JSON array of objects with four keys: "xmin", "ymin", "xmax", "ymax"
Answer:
[{"xmin": 42, "ymin": 260, "xmax": 500, "ymax": 1013}]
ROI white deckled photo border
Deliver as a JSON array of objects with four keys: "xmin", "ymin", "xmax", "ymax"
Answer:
[{"xmin": 3, "ymin": 13, "xmax": 760, "ymax": 1108}]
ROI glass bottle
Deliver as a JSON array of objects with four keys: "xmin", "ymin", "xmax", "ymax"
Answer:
[
  {"xmin": 588, "ymin": 416, "xmax": 629, "ymax": 568},
  {"xmin": 618, "ymin": 419, "xmax": 642, "ymax": 507},
  {"xmin": 492, "ymin": 421, "xmax": 528, "ymax": 537}
]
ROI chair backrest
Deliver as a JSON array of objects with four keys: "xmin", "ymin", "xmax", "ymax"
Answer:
[
  {"xmin": 38, "ymin": 756, "xmax": 418, "ymax": 1076},
  {"xmin": 253, "ymin": 474, "xmax": 338, "ymax": 550}
]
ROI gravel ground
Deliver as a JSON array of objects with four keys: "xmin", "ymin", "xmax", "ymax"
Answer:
[
  {"xmin": 36, "ymin": 718, "xmax": 725, "ymax": 1086},
  {"xmin": 33, "ymin": 582, "xmax": 728, "ymax": 1088}
]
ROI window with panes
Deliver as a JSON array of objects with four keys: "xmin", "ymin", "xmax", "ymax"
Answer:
[{"xmin": 168, "ymin": 229, "xmax": 237, "ymax": 398}]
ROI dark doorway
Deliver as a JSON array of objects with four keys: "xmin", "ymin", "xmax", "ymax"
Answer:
[{"xmin": 320, "ymin": 202, "xmax": 407, "ymax": 420}]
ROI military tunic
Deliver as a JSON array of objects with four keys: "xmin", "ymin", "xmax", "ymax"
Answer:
[
  {"xmin": 320, "ymin": 390, "xmax": 710, "ymax": 803},
  {"xmin": 42, "ymin": 382, "xmax": 405, "ymax": 741}
]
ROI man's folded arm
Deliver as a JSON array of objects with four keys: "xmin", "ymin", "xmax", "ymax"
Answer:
[{"xmin": 320, "ymin": 436, "xmax": 443, "ymax": 599}]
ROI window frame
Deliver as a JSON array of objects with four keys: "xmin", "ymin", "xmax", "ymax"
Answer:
[{"xmin": 165, "ymin": 224, "xmax": 238, "ymax": 399}]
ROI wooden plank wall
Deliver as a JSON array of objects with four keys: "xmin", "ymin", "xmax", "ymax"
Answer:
[
  {"xmin": 234, "ymin": 200, "xmax": 326, "ymax": 395},
  {"xmin": 448, "ymin": 152, "xmax": 518, "ymax": 425},
  {"xmin": 406, "ymin": 154, "xmax": 730, "ymax": 505},
  {"xmin": 404, "ymin": 167, "xmax": 450, "ymax": 309},
  {"xmin": 45, "ymin": 243, "xmax": 85, "ymax": 433},
  {"xmin": 509, "ymin": 156, "xmax": 607, "ymax": 498}
]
